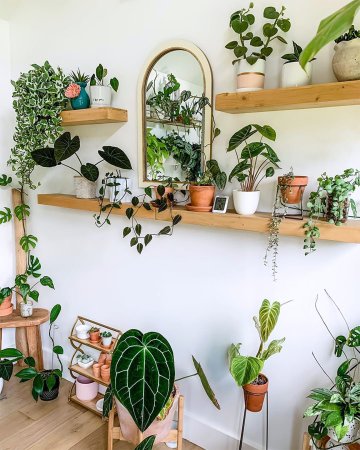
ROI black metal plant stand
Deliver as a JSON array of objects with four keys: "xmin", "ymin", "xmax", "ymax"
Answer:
[
  {"xmin": 273, "ymin": 184, "xmax": 306, "ymax": 220},
  {"xmin": 238, "ymin": 392, "xmax": 269, "ymax": 450}
]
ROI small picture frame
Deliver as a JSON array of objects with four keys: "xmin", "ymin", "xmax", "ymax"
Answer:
[{"xmin": 212, "ymin": 195, "xmax": 229, "ymax": 214}]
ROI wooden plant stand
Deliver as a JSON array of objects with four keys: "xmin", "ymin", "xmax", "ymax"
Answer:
[
  {"xmin": 303, "ymin": 432, "xmax": 360, "ymax": 449},
  {"xmin": 107, "ymin": 395, "xmax": 184, "ymax": 450}
]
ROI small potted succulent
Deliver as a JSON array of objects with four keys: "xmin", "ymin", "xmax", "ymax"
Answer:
[
  {"xmin": 0, "ymin": 348, "xmax": 24, "ymax": 395},
  {"xmin": 89, "ymin": 327, "xmax": 101, "ymax": 343},
  {"xmin": 90, "ymin": 63, "xmax": 119, "ymax": 107},
  {"xmin": 333, "ymin": 25, "xmax": 360, "ymax": 81},
  {"xmin": 16, "ymin": 304, "xmax": 63, "ymax": 401},
  {"xmin": 226, "ymin": 3, "xmax": 291, "ymax": 91},
  {"xmin": 228, "ymin": 299, "xmax": 285, "ymax": 413},
  {"xmin": 31, "ymin": 131, "xmax": 132, "ymax": 199},
  {"xmin": 101, "ymin": 331, "xmax": 113, "ymax": 349},
  {"xmin": 281, "ymin": 41, "xmax": 315, "ymax": 88},
  {"xmin": 66, "ymin": 69, "xmax": 90, "ymax": 110},
  {"xmin": 227, "ymin": 124, "xmax": 280, "ymax": 215},
  {"xmin": 76, "ymin": 354, "xmax": 95, "ymax": 369}
]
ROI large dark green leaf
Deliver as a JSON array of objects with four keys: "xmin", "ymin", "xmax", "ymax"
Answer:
[
  {"xmin": 102, "ymin": 385, "xmax": 113, "ymax": 418},
  {"xmin": 262, "ymin": 144, "xmax": 281, "ymax": 164},
  {"xmin": 241, "ymin": 142, "xmax": 265, "ymax": 159},
  {"xmin": 54, "ymin": 132, "xmax": 80, "ymax": 162},
  {"xmin": 50, "ymin": 304, "xmax": 61, "ymax": 324},
  {"xmin": 230, "ymin": 355, "xmax": 263, "ymax": 386},
  {"xmin": 110, "ymin": 329, "xmax": 175, "ymax": 432},
  {"xmin": 99, "ymin": 146, "xmax": 132, "ymax": 170},
  {"xmin": 15, "ymin": 367, "xmax": 38, "ymax": 380},
  {"xmin": 252, "ymin": 124, "xmax": 276, "ymax": 141},
  {"xmin": 135, "ymin": 436, "xmax": 156, "ymax": 450},
  {"xmin": 0, "ymin": 361, "xmax": 13, "ymax": 381},
  {"xmin": 81, "ymin": 163, "xmax": 99, "ymax": 182},
  {"xmin": 31, "ymin": 147, "xmax": 58, "ymax": 167},
  {"xmin": 192, "ymin": 356, "xmax": 220, "ymax": 410},
  {"xmin": 0, "ymin": 348, "xmax": 23, "ymax": 360},
  {"xmin": 228, "ymin": 126, "xmax": 256, "ymax": 151},
  {"xmin": 228, "ymin": 161, "xmax": 251, "ymax": 182},
  {"xmin": 33, "ymin": 374, "xmax": 44, "ymax": 395}
]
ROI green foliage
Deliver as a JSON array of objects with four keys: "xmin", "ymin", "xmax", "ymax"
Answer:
[
  {"xmin": 192, "ymin": 356, "xmax": 221, "ymax": 410},
  {"xmin": 228, "ymin": 299, "xmax": 285, "ymax": 386},
  {"xmin": 110, "ymin": 329, "xmax": 175, "ymax": 432},
  {"xmin": 335, "ymin": 24, "xmax": 360, "ymax": 43},
  {"xmin": 227, "ymin": 4, "xmax": 291, "ymax": 65},
  {"xmin": 102, "ymin": 385, "xmax": 114, "ymax": 418},
  {"xmin": 90, "ymin": 63, "xmax": 119, "ymax": 92},
  {"xmin": 0, "ymin": 174, "xmax": 12, "ymax": 186},
  {"xmin": 304, "ymin": 169, "xmax": 360, "ymax": 255},
  {"xmin": 300, "ymin": 0, "xmax": 360, "ymax": 68},
  {"xmin": 0, "ymin": 348, "xmax": 24, "ymax": 382},
  {"xmin": 281, "ymin": 41, "xmax": 316, "ymax": 64},
  {"xmin": 70, "ymin": 69, "xmax": 90, "ymax": 83},
  {"xmin": 227, "ymin": 124, "xmax": 279, "ymax": 191},
  {"xmin": 135, "ymin": 436, "xmax": 156, "ymax": 450},
  {"xmin": 0, "ymin": 207, "xmax": 12, "ymax": 224},
  {"xmin": 10, "ymin": 61, "xmax": 69, "ymax": 189},
  {"xmin": 146, "ymin": 129, "xmax": 170, "ymax": 180}
]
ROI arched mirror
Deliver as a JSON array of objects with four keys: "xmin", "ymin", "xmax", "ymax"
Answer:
[{"xmin": 138, "ymin": 41, "xmax": 213, "ymax": 187}]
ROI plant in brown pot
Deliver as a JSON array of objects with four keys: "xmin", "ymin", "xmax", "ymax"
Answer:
[
  {"xmin": 228, "ymin": 299, "xmax": 285, "ymax": 415},
  {"xmin": 89, "ymin": 327, "xmax": 100, "ymax": 343}
]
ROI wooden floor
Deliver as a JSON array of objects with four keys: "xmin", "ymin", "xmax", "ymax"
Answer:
[{"xmin": 0, "ymin": 374, "xmax": 202, "ymax": 450}]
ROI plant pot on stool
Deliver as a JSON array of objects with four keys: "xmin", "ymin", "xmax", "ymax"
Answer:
[{"xmin": 0, "ymin": 295, "xmax": 13, "ymax": 317}]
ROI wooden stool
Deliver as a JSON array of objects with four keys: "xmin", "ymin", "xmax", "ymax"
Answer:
[
  {"xmin": 303, "ymin": 432, "xmax": 360, "ymax": 449},
  {"xmin": 107, "ymin": 395, "xmax": 184, "ymax": 450},
  {"xmin": 0, "ymin": 308, "xmax": 49, "ymax": 370}
]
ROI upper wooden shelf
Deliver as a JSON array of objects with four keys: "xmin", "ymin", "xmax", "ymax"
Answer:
[
  {"xmin": 60, "ymin": 107, "xmax": 128, "ymax": 126},
  {"xmin": 215, "ymin": 80, "xmax": 360, "ymax": 114},
  {"xmin": 38, "ymin": 194, "xmax": 360, "ymax": 244},
  {"xmin": 0, "ymin": 308, "xmax": 49, "ymax": 329}
]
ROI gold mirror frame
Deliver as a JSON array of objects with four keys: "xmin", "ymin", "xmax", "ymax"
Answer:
[{"xmin": 137, "ymin": 40, "xmax": 213, "ymax": 188}]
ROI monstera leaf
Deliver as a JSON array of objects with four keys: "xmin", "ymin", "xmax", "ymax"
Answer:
[
  {"xmin": 192, "ymin": 356, "xmax": 220, "ymax": 410},
  {"xmin": 135, "ymin": 436, "xmax": 156, "ymax": 450},
  {"xmin": 230, "ymin": 354, "xmax": 263, "ymax": 386},
  {"xmin": 110, "ymin": 329, "xmax": 175, "ymax": 432},
  {"xmin": 99, "ymin": 146, "xmax": 132, "ymax": 170},
  {"xmin": 31, "ymin": 147, "xmax": 58, "ymax": 167},
  {"xmin": 347, "ymin": 326, "xmax": 360, "ymax": 347},
  {"xmin": 54, "ymin": 132, "xmax": 80, "ymax": 162},
  {"xmin": 258, "ymin": 299, "xmax": 281, "ymax": 343}
]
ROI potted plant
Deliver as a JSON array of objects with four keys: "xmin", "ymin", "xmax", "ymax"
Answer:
[
  {"xmin": 67, "ymin": 69, "xmax": 90, "ymax": 110},
  {"xmin": 101, "ymin": 331, "xmax": 113, "ymax": 349},
  {"xmin": 106, "ymin": 171, "xmax": 132, "ymax": 203},
  {"xmin": 304, "ymin": 169, "xmax": 360, "ymax": 255},
  {"xmin": 102, "ymin": 329, "xmax": 220, "ymax": 446},
  {"xmin": 31, "ymin": 131, "xmax": 132, "ymax": 199},
  {"xmin": 228, "ymin": 299, "xmax": 285, "ymax": 413},
  {"xmin": 16, "ymin": 304, "xmax": 63, "ymax": 401},
  {"xmin": 146, "ymin": 129, "xmax": 170, "ymax": 180},
  {"xmin": 89, "ymin": 327, "xmax": 101, "ymax": 343},
  {"xmin": 0, "ymin": 257, "xmax": 55, "ymax": 318},
  {"xmin": 90, "ymin": 63, "xmax": 119, "ymax": 108},
  {"xmin": 0, "ymin": 348, "xmax": 24, "ymax": 395},
  {"xmin": 333, "ymin": 25, "xmax": 360, "ymax": 81},
  {"xmin": 227, "ymin": 124, "xmax": 280, "ymax": 215},
  {"xmin": 0, "ymin": 291, "xmax": 13, "ymax": 317},
  {"xmin": 226, "ymin": 3, "xmax": 291, "ymax": 92},
  {"xmin": 75, "ymin": 324, "xmax": 91, "ymax": 340},
  {"xmin": 76, "ymin": 354, "xmax": 94, "ymax": 369},
  {"xmin": 281, "ymin": 41, "xmax": 315, "ymax": 87}
]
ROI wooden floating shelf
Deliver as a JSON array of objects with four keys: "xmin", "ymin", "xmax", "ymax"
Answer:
[
  {"xmin": 68, "ymin": 334, "xmax": 116, "ymax": 353},
  {"xmin": 60, "ymin": 107, "xmax": 128, "ymax": 126},
  {"xmin": 38, "ymin": 194, "xmax": 360, "ymax": 244},
  {"xmin": 215, "ymin": 80, "xmax": 360, "ymax": 114},
  {"xmin": 70, "ymin": 393, "xmax": 104, "ymax": 416},
  {"xmin": 69, "ymin": 364, "xmax": 110, "ymax": 387}
]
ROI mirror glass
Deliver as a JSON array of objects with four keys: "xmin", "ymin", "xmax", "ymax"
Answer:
[{"xmin": 141, "ymin": 47, "xmax": 212, "ymax": 185}]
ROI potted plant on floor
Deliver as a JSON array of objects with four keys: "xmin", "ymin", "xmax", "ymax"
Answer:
[
  {"xmin": 16, "ymin": 304, "xmax": 63, "ymax": 401},
  {"xmin": 281, "ymin": 41, "xmax": 315, "ymax": 87},
  {"xmin": 31, "ymin": 131, "xmax": 132, "ymax": 199},
  {"xmin": 304, "ymin": 168, "xmax": 360, "ymax": 255},
  {"xmin": 102, "ymin": 329, "xmax": 220, "ymax": 446},
  {"xmin": 228, "ymin": 299, "xmax": 285, "ymax": 413},
  {"xmin": 0, "ymin": 348, "xmax": 24, "ymax": 396},
  {"xmin": 226, "ymin": 3, "xmax": 291, "ymax": 91},
  {"xmin": 90, "ymin": 63, "xmax": 119, "ymax": 108},
  {"xmin": 227, "ymin": 124, "xmax": 280, "ymax": 215},
  {"xmin": 67, "ymin": 69, "xmax": 90, "ymax": 110}
]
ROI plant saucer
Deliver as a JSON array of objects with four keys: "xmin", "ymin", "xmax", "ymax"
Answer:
[{"xmin": 185, "ymin": 203, "xmax": 212, "ymax": 212}]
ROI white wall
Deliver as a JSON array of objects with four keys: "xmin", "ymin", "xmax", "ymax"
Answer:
[{"xmin": 3, "ymin": 1, "xmax": 360, "ymax": 449}]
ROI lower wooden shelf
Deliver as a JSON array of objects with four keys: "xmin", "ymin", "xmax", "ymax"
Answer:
[
  {"xmin": 69, "ymin": 364, "xmax": 110, "ymax": 387},
  {"xmin": 70, "ymin": 392, "xmax": 104, "ymax": 416},
  {"xmin": 37, "ymin": 194, "xmax": 360, "ymax": 244}
]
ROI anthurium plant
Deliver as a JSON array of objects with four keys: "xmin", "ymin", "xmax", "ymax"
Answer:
[
  {"xmin": 228, "ymin": 299, "xmax": 285, "ymax": 386},
  {"xmin": 90, "ymin": 63, "xmax": 119, "ymax": 92},
  {"xmin": 226, "ymin": 3, "xmax": 291, "ymax": 65},
  {"xmin": 227, "ymin": 124, "xmax": 280, "ymax": 191}
]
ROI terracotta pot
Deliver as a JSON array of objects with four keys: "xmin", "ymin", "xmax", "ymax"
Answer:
[
  {"xmin": 101, "ymin": 364, "xmax": 110, "ymax": 382},
  {"xmin": 89, "ymin": 330, "xmax": 100, "ymax": 342},
  {"xmin": 105, "ymin": 354, "xmax": 112, "ymax": 366},
  {"xmin": 92, "ymin": 363, "xmax": 103, "ymax": 378},
  {"xmin": 115, "ymin": 386, "xmax": 179, "ymax": 445},
  {"xmin": 189, "ymin": 185, "xmax": 215, "ymax": 208},
  {"xmin": 98, "ymin": 352, "xmax": 107, "ymax": 365},
  {"xmin": 0, "ymin": 295, "xmax": 13, "ymax": 317},
  {"xmin": 243, "ymin": 374, "xmax": 269, "ymax": 412},
  {"xmin": 278, "ymin": 176, "xmax": 308, "ymax": 204},
  {"xmin": 154, "ymin": 186, "xmax": 174, "ymax": 206}
]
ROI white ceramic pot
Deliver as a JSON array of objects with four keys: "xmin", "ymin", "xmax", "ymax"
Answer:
[
  {"xmin": 233, "ymin": 190, "xmax": 260, "ymax": 215},
  {"xmin": 281, "ymin": 62, "xmax": 312, "ymax": 88},
  {"xmin": 101, "ymin": 336, "xmax": 113, "ymax": 347},
  {"xmin": 107, "ymin": 177, "xmax": 132, "ymax": 203},
  {"xmin": 77, "ymin": 359, "xmax": 94, "ymax": 369},
  {"xmin": 74, "ymin": 176, "xmax": 97, "ymax": 199},
  {"xmin": 75, "ymin": 324, "xmax": 91, "ymax": 340},
  {"xmin": 237, "ymin": 59, "xmax": 266, "ymax": 92},
  {"xmin": 0, "ymin": 378, "xmax": 3, "ymax": 395},
  {"xmin": 90, "ymin": 85, "xmax": 112, "ymax": 108},
  {"xmin": 20, "ymin": 300, "xmax": 33, "ymax": 318},
  {"xmin": 327, "ymin": 419, "xmax": 360, "ymax": 448},
  {"xmin": 333, "ymin": 39, "xmax": 360, "ymax": 81}
]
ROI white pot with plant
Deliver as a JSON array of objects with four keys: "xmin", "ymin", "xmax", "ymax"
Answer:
[
  {"xmin": 227, "ymin": 123, "xmax": 280, "ymax": 215},
  {"xmin": 106, "ymin": 174, "xmax": 132, "ymax": 203},
  {"xmin": 76, "ymin": 354, "xmax": 95, "ymax": 369},
  {"xmin": 101, "ymin": 331, "xmax": 113, "ymax": 348},
  {"xmin": 281, "ymin": 41, "xmax": 314, "ymax": 88},
  {"xmin": 226, "ymin": 3, "xmax": 291, "ymax": 92},
  {"xmin": 90, "ymin": 63, "xmax": 119, "ymax": 108}
]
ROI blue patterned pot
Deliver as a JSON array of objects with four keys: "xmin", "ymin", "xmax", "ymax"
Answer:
[{"xmin": 70, "ymin": 82, "xmax": 90, "ymax": 110}]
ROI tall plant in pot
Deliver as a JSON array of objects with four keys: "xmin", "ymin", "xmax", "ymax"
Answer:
[
  {"xmin": 226, "ymin": 3, "xmax": 291, "ymax": 92},
  {"xmin": 228, "ymin": 299, "xmax": 285, "ymax": 414},
  {"xmin": 227, "ymin": 124, "xmax": 280, "ymax": 215},
  {"xmin": 281, "ymin": 41, "xmax": 315, "ymax": 88},
  {"xmin": 90, "ymin": 63, "xmax": 119, "ymax": 108}
]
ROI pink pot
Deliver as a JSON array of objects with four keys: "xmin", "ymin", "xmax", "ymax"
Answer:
[
  {"xmin": 115, "ymin": 386, "xmax": 179, "ymax": 445},
  {"xmin": 76, "ymin": 375, "xmax": 98, "ymax": 401}
]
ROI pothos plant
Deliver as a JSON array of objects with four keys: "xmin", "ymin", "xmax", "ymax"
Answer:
[
  {"xmin": 102, "ymin": 329, "xmax": 220, "ymax": 448},
  {"xmin": 304, "ymin": 169, "xmax": 360, "ymax": 255},
  {"xmin": 226, "ymin": 3, "xmax": 291, "ymax": 65}
]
